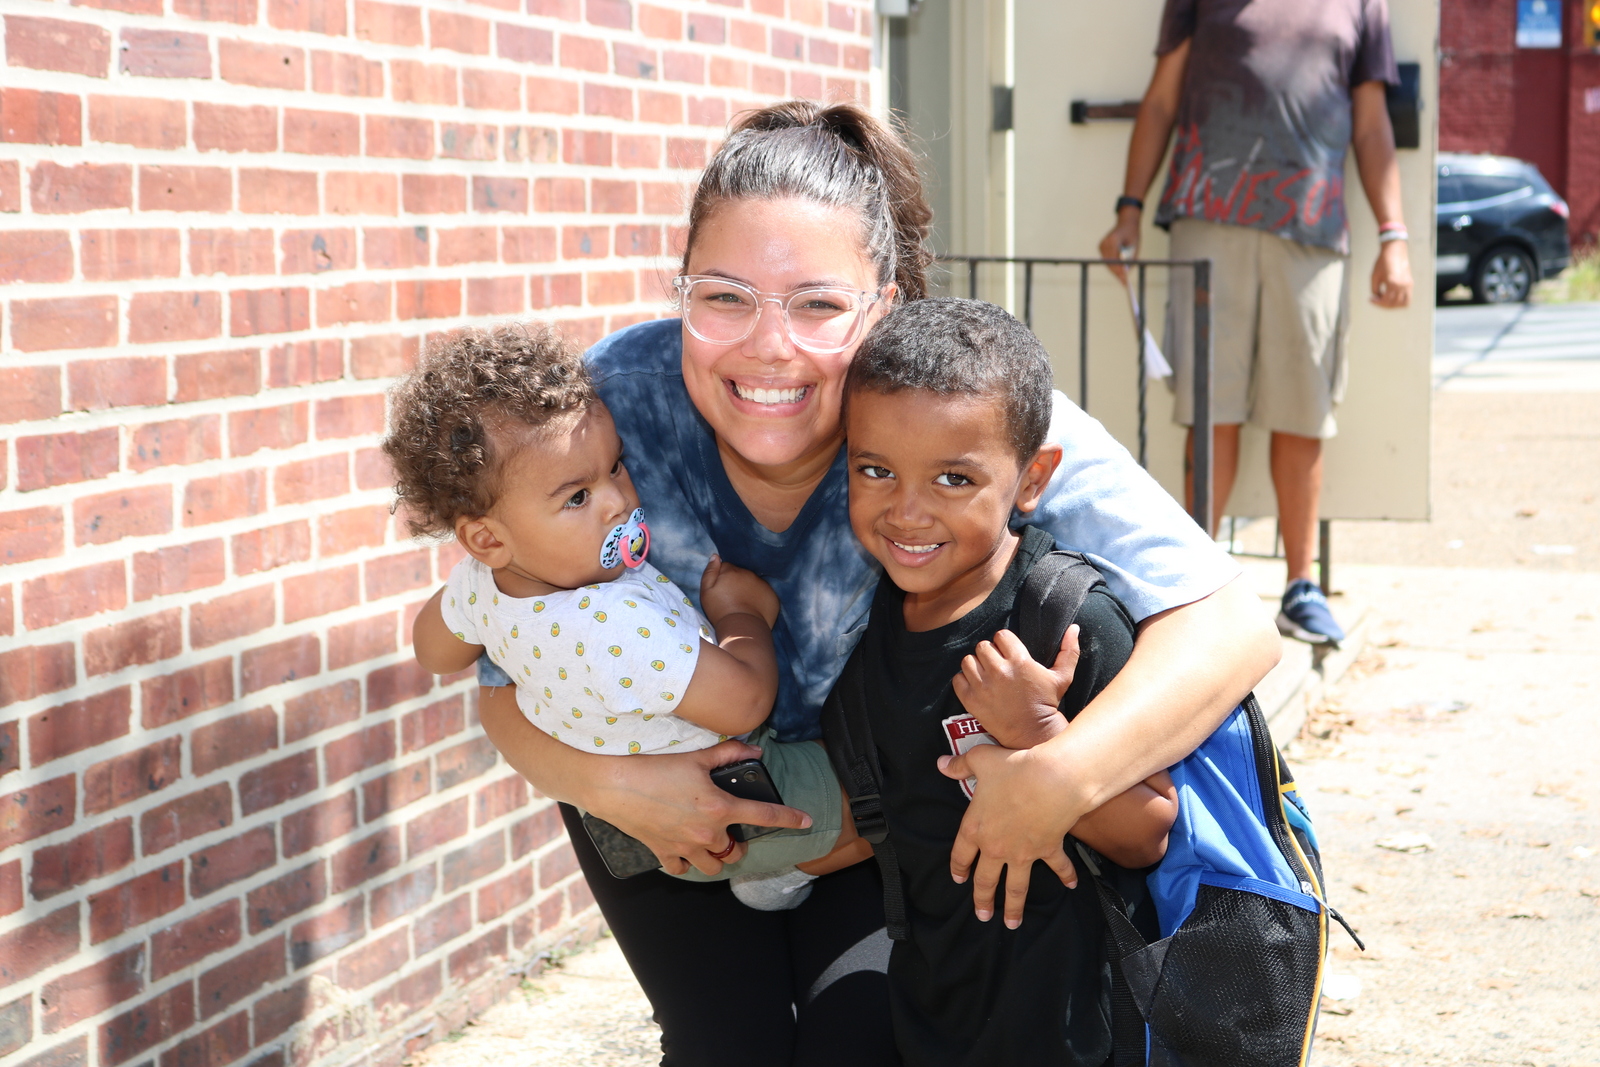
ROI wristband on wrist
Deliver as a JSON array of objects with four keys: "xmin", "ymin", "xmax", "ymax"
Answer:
[
  {"xmin": 1378, "ymin": 227, "xmax": 1408, "ymax": 244},
  {"xmin": 1115, "ymin": 195, "xmax": 1144, "ymax": 214}
]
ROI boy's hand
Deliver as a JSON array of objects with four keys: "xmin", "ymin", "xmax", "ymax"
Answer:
[
  {"xmin": 699, "ymin": 554, "xmax": 779, "ymax": 628},
  {"xmin": 952, "ymin": 625, "xmax": 1081, "ymax": 749}
]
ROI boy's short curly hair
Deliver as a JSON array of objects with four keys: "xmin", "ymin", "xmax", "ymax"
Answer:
[
  {"xmin": 383, "ymin": 324, "xmax": 596, "ymax": 538},
  {"xmin": 845, "ymin": 298, "xmax": 1053, "ymax": 461}
]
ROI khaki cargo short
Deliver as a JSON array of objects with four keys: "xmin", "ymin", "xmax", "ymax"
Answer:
[{"xmin": 1165, "ymin": 217, "xmax": 1350, "ymax": 440}]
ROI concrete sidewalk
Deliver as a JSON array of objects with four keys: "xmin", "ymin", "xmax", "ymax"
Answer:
[{"xmin": 1295, "ymin": 562, "xmax": 1599, "ymax": 1067}]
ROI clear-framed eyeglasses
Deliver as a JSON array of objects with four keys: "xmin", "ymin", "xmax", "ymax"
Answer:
[{"xmin": 672, "ymin": 275, "xmax": 884, "ymax": 355}]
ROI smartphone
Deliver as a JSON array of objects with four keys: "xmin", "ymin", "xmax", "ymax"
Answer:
[
  {"xmin": 581, "ymin": 758, "xmax": 788, "ymax": 879},
  {"xmin": 581, "ymin": 812, "xmax": 662, "ymax": 880},
  {"xmin": 710, "ymin": 758, "xmax": 785, "ymax": 844}
]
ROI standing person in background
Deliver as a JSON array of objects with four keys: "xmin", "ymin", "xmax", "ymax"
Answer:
[{"xmin": 1101, "ymin": 0, "xmax": 1414, "ymax": 645}]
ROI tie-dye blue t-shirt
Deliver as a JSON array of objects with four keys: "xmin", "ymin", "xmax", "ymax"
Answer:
[{"xmin": 482, "ymin": 317, "xmax": 1240, "ymax": 742}]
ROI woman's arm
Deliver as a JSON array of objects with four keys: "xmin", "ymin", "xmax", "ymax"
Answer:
[
  {"xmin": 477, "ymin": 683, "xmax": 811, "ymax": 876},
  {"xmin": 942, "ymin": 574, "xmax": 1279, "ymax": 925}
]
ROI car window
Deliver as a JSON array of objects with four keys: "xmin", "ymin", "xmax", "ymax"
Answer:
[
  {"xmin": 1437, "ymin": 174, "xmax": 1466, "ymax": 204},
  {"xmin": 1458, "ymin": 174, "xmax": 1534, "ymax": 202},
  {"xmin": 1524, "ymin": 170, "xmax": 1557, "ymax": 196}
]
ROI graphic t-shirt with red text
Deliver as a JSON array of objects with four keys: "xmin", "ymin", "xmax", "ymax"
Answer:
[{"xmin": 1153, "ymin": 0, "xmax": 1398, "ymax": 254}]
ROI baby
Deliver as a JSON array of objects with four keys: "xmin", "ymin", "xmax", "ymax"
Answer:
[{"xmin": 387, "ymin": 325, "xmax": 856, "ymax": 908}]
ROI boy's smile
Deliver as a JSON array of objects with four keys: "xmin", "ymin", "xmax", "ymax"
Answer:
[{"xmin": 846, "ymin": 390, "xmax": 1060, "ymax": 631}]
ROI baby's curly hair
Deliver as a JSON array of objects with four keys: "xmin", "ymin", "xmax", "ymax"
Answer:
[{"xmin": 384, "ymin": 324, "xmax": 596, "ymax": 538}]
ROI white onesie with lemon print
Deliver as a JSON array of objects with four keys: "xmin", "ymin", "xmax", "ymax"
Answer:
[{"xmin": 440, "ymin": 556, "xmax": 726, "ymax": 755}]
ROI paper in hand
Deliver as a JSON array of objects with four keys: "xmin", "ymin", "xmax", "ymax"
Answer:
[{"xmin": 1126, "ymin": 285, "xmax": 1174, "ymax": 381}]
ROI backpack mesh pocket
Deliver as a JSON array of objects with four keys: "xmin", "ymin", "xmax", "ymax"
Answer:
[{"xmin": 1124, "ymin": 884, "xmax": 1322, "ymax": 1067}]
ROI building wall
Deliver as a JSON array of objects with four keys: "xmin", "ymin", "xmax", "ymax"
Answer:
[
  {"xmin": 0, "ymin": 2, "xmax": 873, "ymax": 1066},
  {"xmin": 1566, "ymin": 34, "xmax": 1600, "ymax": 247},
  {"xmin": 1440, "ymin": 0, "xmax": 1600, "ymax": 248}
]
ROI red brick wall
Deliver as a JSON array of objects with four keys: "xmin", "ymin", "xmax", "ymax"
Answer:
[
  {"xmin": 0, "ymin": 2, "xmax": 875, "ymax": 1066},
  {"xmin": 1440, "ymin": 0, "xmax": 1600, "ymax": 248},
  {"xmin": 1568, "ymin": 41, "xmax": 1600, "ymax": 249},
  {"xmin": 1440, "ymin": 0, "xmax": 1519, "ymax": 155}
]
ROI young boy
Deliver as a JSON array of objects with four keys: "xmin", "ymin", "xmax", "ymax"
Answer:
[
  {"xmin": 838, "ymin": 299, "xmax": 1179, "ymax": 1066},
  {"xmin": 390, "ymin": 325, "xmax": 859, "ymax": 908}
]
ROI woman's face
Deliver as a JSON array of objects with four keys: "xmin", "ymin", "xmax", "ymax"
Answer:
[{"xmin": 680, "ymin": 197, "xmax": 892, "ymax": 470}]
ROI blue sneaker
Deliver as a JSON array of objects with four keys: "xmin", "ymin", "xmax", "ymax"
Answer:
[{"xmin": 1277, "ymin": 579, "xmax": 1344, "ymax": 645}]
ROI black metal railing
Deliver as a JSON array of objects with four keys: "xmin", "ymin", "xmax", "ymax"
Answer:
[{"xmin": 937, "ymin": 255, "xmax": 1215, "ymax": 535}]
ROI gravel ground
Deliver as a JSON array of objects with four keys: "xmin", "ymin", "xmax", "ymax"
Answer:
[{"xmin": 407, "ymin": 303, "xmax": 1600, "ymax": 1066}]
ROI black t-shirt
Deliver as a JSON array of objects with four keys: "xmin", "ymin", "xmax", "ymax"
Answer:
[{"xmin": 859, "ymin": 526, "xmax": 1140, "ymax": 1067}]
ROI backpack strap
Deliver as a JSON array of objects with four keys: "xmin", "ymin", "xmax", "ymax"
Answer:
[
  {"xmin": 1076, "ymin": 844, "xmax": 1152, "ymax": 1067},
  {"xmin": 1015, "ymin": 551, "xmax": 1108, "ymax": 670},
  {"xmin": 822, "ymin": 650, "xmax": 910, "ymax": 941},
  {"xmin": 1015, "ymin": 552, "xmax": 1153, "ymax": 1067}
]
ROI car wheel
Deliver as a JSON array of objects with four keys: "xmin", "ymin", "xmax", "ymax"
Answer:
[{"xmin": 1472, "ymin": 246, "xmax": 1534, "ymax": 304}]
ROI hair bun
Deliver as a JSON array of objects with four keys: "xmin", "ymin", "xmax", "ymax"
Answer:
[{"xmin": 685, "ymin": 100, "xmax": 933, "ymax": 302}]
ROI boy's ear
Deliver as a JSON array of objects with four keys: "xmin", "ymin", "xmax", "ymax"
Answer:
[
  {"xmin": 1014, "ymin": 444, "xmax": 1064, "ymax": 515},
  {"xmin": 454, "ymin": 515, "xmax": 514, "ymax": 569}
]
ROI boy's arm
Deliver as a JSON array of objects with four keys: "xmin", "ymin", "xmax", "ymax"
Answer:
[
  {"xmin": 1069, "ymin": 770, "xmax": 1177, "ymax": 870},
  {"xmin": 413, "ymin": 586, "xmax": 486, "ymax": 675},
  {"xmin": 672, "ymin": 556, "xmax": 779, "ymax": 737}
]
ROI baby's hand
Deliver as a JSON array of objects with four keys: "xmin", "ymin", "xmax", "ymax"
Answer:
[
  {"xmin": 700, "ymin": 555, "xmax": 780, "ymax": 629},
  {"xmin": 951, "ymin": 626, "xmax": 1081, "ymax": 749}
]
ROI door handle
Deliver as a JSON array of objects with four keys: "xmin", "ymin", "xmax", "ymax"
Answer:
[{"xmin": 1451, "ymin": 215, "xmax": 1472, "ymax": 230}]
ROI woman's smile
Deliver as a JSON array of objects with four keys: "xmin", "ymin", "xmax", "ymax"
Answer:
[{"xmin": 725, "ymin": 378, "xmax": 812, "ymax": 410}]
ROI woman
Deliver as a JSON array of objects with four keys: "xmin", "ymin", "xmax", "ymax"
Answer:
[{"xmin": 475, "ymin": 101, "xmax": 1280, "ymax": 1064}]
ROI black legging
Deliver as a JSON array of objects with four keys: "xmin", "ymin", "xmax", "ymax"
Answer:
[{"xmin": 559, "ymin": 804, "xmax": 901, "ymax": 1067}]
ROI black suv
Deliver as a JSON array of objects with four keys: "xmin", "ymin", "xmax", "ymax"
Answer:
[{"xmin": 1436, "ymin": 153, "xmax": 1570, "ymax": 303}]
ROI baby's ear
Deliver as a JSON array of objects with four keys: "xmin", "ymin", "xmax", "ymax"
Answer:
[
  {"xmin": 455, "ymin": 515, "xmax": 512, "ymax": 568},
  {"xmin": 1014, "ymin": 444, "xmax": 1063, "ymax": 514}
]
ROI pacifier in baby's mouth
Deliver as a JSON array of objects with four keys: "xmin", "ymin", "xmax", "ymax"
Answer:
[{"xmin": 600, "ymin": 507, "xmax": 651, "ymax": 569}]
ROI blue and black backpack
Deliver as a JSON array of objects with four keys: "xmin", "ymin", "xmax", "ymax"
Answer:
[{"xmin": 824, "ymin": 551, "xmax": 1362, "ymax": 1067}]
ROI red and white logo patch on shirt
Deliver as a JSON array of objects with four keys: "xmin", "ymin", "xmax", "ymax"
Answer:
[{"xmin": 941, "ymin": 713, "xmax": 999, "ymax": 799}]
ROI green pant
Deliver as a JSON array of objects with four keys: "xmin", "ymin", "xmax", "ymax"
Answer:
[{"xmin": 671, "ymin": 726, "xmax": 843, "ymax": 882}]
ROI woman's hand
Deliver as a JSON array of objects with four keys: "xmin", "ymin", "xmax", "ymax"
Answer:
[
  {"xmin": 595, "ymin": 738, "xmax": 813, "ymax": 876},
  {"xmin": 938, "ymin": 745, "xmax": 1083, "ymax": 929},
  {"xmin": 940, "ymin": 576, "xmax": 1278, "ymax": 928},
  {"xmin": 477, "ymin": 685, "xmax": 810, "ymax": 876}
]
